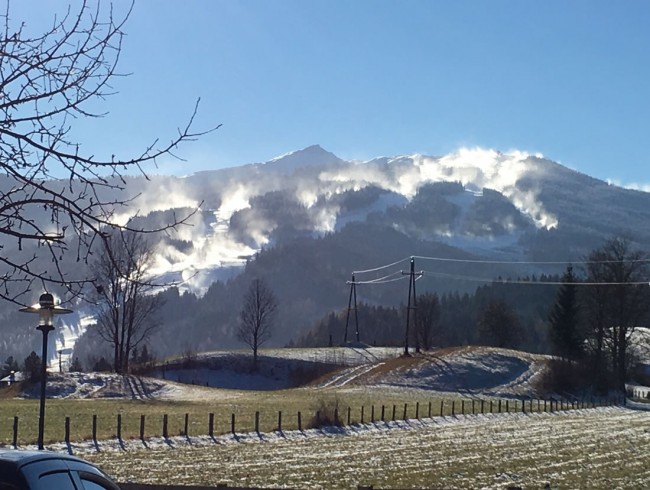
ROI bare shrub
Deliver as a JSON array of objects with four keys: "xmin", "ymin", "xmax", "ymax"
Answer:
[
  {"xmin": 307, "ymin": 398, "xmax": 343, "ymax": 429},
  {"xmin": 535, "ymin": 359, "xmax": 597, "ymax": 396}
]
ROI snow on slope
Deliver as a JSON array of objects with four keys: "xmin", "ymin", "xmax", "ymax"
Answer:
[
  {"xmin": 122, "ymin": 146, "xmax": 559, "ymax": 291},
  {"xmin": 323, "ymin": 346, "xmax": 548, "ymax": 398},
  {"xmin": 17, "ymin": 346, "xmax": 548, "ymax": 401}
]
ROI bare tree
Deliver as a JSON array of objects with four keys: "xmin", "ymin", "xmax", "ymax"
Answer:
[
  {"xmin": 91, "ymin": 230, "xmax": 162, "ymax": 373},
  {"xmin": 237, "ymin": 278, "xmax": 278, "ymax": 368},
  {"xmin": 0, "ymin": 1, "xmax": 216, "ymax": 305},
  {"xmin": 477, "ymin": 300, "xmax": 521, "ymax": 349},
  {"xmin": 583, "ymin": 237, "xmax": 650, "ymax": 391}
]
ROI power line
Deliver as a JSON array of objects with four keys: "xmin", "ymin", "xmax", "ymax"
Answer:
[
  {"xmin": 412, "ymin": 255, "xmax": 650, "ymax": 266},
  {"xmin": 349, "ymin": 254, "xmax": 650, "ymax": 282},
  {"xmin": 351, "ymin": 275, "xmax": 410, "ymax": 285},
  {"xmin": 419, "ymin": 269, "xmax": 650, "ymax": 286},
  {"xmin": 353, "ymin": 257, "xmax": 410, "ymax": 275}
]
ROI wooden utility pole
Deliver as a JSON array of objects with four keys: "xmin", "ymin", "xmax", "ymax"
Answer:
[
  {"xmin": 403, "ymin": 257, "xmax": 423, "ymax": 356},
  {"xmin": 344, "ymin": 273, "xmax": 360, "ymax": 344}
]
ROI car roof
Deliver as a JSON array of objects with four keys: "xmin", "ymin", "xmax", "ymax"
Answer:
[{"xmin": 0, "ymin": 449, "xmax": 87, "ymax": 467}]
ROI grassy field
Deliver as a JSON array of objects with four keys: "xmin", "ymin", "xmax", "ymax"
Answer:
[
  {"xmin": 0, "ymin": 384, "xmax": 591, "ymax": 446},
  {"xmin": 81, "ymin": 406, "xmax": 650, "ymax": 489},
  {"xmin": 0, "ymin": 387, "xmax": 464, "ymax": 445}
]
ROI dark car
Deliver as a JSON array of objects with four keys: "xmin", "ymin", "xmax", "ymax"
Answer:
[{"xmin": 0, "ymin": 449, "xmax": 120, "ymax": 490}]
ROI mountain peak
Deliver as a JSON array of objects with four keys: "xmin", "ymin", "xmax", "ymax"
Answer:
[{"xmin": 266, "ymin": 145, "xmax": 343, "ymax": 173}]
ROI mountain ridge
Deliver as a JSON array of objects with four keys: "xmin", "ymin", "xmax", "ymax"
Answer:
[{"xmin": 4, "ymin": 145, "xmax": 650, "ymax": 366}]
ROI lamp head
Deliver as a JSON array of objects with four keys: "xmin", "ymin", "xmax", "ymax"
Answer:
[{"xmin": 19, "ymin": 292, "xmax": 73, "ymax": 326}]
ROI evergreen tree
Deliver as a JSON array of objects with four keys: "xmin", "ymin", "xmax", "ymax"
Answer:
[
  {"xmin": 549, "ymin": 265, "xmax": 583, "ymax": 361},
  {"xmin": 416, "ymin": 292, "xmax": 441, "ymax": 351},
  {"xmin": 23, "ymin": 352, "xmax": 42, "ymax": 382},
  {"xmin": 1, "ymin": 356, "xmax": 19, "ymax": 378}
]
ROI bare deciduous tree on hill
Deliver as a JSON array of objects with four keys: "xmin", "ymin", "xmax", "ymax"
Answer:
[
  {"xmin": 583, "ymin": 237, "xmax": 650, "ymax": 391},
  {"xmin": 477, "ymin": 300, "xmax": 521, "ymax": 349},
  {"xmin": 0, "ymin": 1, "xmax": 216, "ymax": 305},
  {"xmin": 91, "ymin": 230, "xmax": 161, "ymax": 374},
  {"xmin": 237, "ymin": 278, "xmax": 278, "ymax": 369}
]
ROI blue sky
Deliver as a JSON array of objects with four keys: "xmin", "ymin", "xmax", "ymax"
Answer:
[{"xmin": 14, "ymin": 1, "xmax": 650, "ymax": 186}]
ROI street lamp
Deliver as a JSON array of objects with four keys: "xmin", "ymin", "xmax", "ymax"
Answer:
[{"xmin": 20, "ymin": 293, "xmax": 72, "ymax": 450}]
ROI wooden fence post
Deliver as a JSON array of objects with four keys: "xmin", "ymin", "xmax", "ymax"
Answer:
[
  {"xmin": 381, "ymin": 405, "xmax": 385, "ymax": 422},
  {"xmin": 12, "ymin": 416, "xmax": 18, "ymax": 448},
  {"xmin": 92, "ymin": 415, "xmax": 97, "ymax": 443},
  {"xmin": 490, "ymin": 400, "xmax": 493, "ymax": 413},
  {"xmin": 208, "ymin": 413, "xmax": 214, "ymax": 438},
  {"xmin": 371, "ymin": 405, "xmax": 375, "ymax": 423},
  {"xmin": 231, "ymin": 413, "xmax": 236, "ymax": 435},
  {"xmin": 392, "ymin": 405, "xmax": 396, "ymax": 421},
  {"xmin": 360, "ymin": 406, "xmax": 364, "ymax": 424},
  {"xmin": 141, "ymin": 415, "xmax": 146, "ymax": 442},
  {"xmin": 472, "ymin": 400, "xmax": 475, "ymax": 415},
  {"xmin": 403, "ymin": 403, "xmax": 408, "ymax": 420},
  {"xmin": 65, "ymin": 417, "xmax": 70, "ymax": 445},
  {"xmin": 278, "ymin": 411, "xmax": 282, "ymax": 432},
  {"xmin": 498, "ymin": 399, "xmax": 502, "ymax": 413},
  {"xmin": 117, "ymin": 414, "xmax": 122, "ymax": 441},
  {"xmin": 347, "ymin": 407, "xmax": 351, "ymax": 426},
  {"xmin": 416, "ymin": 402, "xmax": 420, "ymax": 419},
  {"xmin": 298, "ymin": 411, "xmax": 302, "ymax": 431},
  {"xmin": 163, "ymin": 414, "xmax": 168, "ymax": 439},
  {"xmin": 451, "ymin": 401, "xmax": 455, "ymax": 417},
  {"xmin": 505, "ymin": 400, "xmax": 508, "ymax": 413},
  {"xmin": 428, "ymin": 401, "xmax": 432, "ymax": 418},
  {"xmin": 255, "ymin": 411, "xmax": 260, "ymax": 433},
  {"xmin": 480, "ymin": 399, "xmax": 484, "ymax": 414},
  {"xmin": 461, "ymin": 400, "xmax": 464, "ymax": 416}
]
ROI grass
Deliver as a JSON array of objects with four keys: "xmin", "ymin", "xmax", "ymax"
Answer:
[
  {"xmin": 80, "ymin": 407, "xmax": 650, "ymax": 489},
  {"xmin": 0, "ymin": 383, "xmax": 601, "ymax": 446}
]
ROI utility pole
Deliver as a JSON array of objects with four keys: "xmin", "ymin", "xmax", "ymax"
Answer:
[
  {"xmin": 344, "ymin": 273, "xmax": 360, "ymax": 344},
  {"xmin": 402, "ymin": 257, "xmax": 423, "ymax": 356}
]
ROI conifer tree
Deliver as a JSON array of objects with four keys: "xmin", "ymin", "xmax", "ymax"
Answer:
[{"xmin": 549, "ymin": 265, "xmax": 583, "ymax": 362}]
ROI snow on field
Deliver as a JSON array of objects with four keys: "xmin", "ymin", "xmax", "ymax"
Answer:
[
  {"xmin": 19, "ymin": 372, "xmax": 169, "ymax": 400},
  {"xmin": 321, "ymin": 346, "xmax": 549, "ymax": 398},
  {"xmin": 15, "ymin": 346, "xmax": 550, "ymax": 400},
  {"xmin": 197, "ymin": 345, "xmax": 402, "ymax": 366},
  {"xmin": 77, "ymin": 406, "xmax": 650, "ymax": 489},
  {"xmin": 10, "ymin": 345, "xmax": 650, "ymax": 488}
]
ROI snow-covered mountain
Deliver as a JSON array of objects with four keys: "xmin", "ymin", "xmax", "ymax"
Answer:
[
  {"xmin": 6, "ymin": 144, "xmax": 650, "ymax": 365},
  {"xmin": 107, "ymin": 145, "xmax": 650, "ymax": 294}
]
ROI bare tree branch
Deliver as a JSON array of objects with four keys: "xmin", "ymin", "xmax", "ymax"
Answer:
[{"xmin": 0, "ymin": 1, "xmax": 219, "ymax": 305}]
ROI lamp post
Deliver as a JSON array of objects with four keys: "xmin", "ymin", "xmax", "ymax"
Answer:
[{"xmin": 20, "ymin": 293, "xmax": 72, "ymax": 450}]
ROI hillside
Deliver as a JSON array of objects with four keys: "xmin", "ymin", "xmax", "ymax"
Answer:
[
  {"xmin": 5, "ymin": 145, "xmax": 650, "ymax": 364},
  {"xmin": 9, "ymin": 346, "xmax": 549, "ymax": 401}
]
